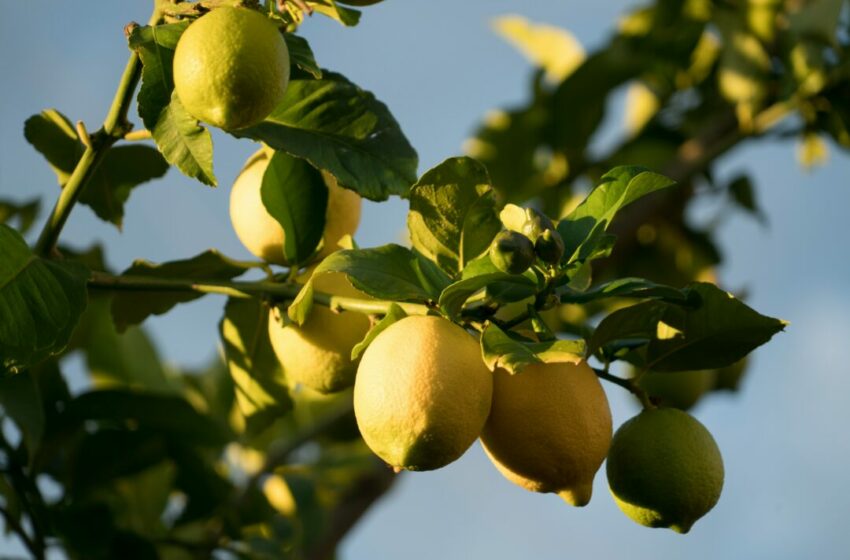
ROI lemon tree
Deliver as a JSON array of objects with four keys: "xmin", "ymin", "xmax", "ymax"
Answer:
[{"xmin": 8, "ymin": 0, "xmax": 850, "ymax": 556}]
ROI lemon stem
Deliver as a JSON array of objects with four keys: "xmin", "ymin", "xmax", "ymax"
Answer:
[{"xmin": 592, "ymin": 367, "xmax": 654, "ymax": 407}]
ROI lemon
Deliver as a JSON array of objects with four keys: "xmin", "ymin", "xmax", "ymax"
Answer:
[
  {"xmin": 229, "ymin": 150, "xmax": 362, "ymax": 265},
  {"xmin": 173, "ymin": 6, "xmax": 290, "ymax": 130},
  {"xmin": 353, "ymin": 315, "xmax": 493, "ymax": 471},
  {"xmin": 268, "ymin": 270, "xmax": 370, "ymax": 394},
  {"xmin": 606, "ymin": 408, "xmax": 724, "ymax": 533},
  {"xmin": 480, "ymin": 360, "xmax": 612, "ymax": 506},
  {"xmin": 637, "ymin": 369, "xmax": 716, "ymax": 410}
]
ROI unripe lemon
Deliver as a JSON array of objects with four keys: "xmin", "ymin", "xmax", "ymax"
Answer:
[
  {"xmin": 268, "ymin": 271, "xmax": 370, "ymax": 394},
  {"xmin": 229, "ymin": 150, "xmax": 362, "ymax": 265},
  {"xmin": 480, "ymin": 360, "xmax": 612, "ymax": 506},
  {"xmin": 354, "ymin": 316, "xmax": 493, "ymax": 471},
  {"xmin": 607, "ymin": 408, "xmax": 724, "ymax": 533},
  {"xmin": 637, "ymin": 369, "xmax": 716, "ymax": 410},
  {"xmin": 173, "ymin": 6, "xmax": 290, "ymax": 130}
]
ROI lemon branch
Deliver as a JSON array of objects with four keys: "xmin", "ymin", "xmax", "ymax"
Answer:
[
  {"xmin": 592, "ymin": 367, "xmax": 653, "ymax": 408},
  {"xmin": 33, "ymin": 6, "xmax": 163, "ymax": 257},
  {"xmin": 87, "ymin": 271, "xmax": 432, "ymax": 317}
]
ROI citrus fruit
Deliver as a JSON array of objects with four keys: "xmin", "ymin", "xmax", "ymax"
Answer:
[
  {"xmin": 490, "ymin": 231, "xmax": 535, "ymax": 274},
  {"xmin": 229, "ymin": 149, "xmax": 362, "ymax": 265},
  {"xmin": 268, "ymin": 270, "xmax": 370, "ymax": 394},
  {"xmin": 606, "ymin": 408, "xmax": 724, "ymax": 533},
  {"xmin": 480, "ymin": 360, "xmax": 612, "ymax": 506},
  {"xmin": 173, "ymin": 6, "xmax": 290, "ymax": 130},
  {"xmin": 637, "ymin": 369, "xmax": 716, "ymax": 410},
  {"xmin": 353, "ymin": 315, "xmax": 493, "ymax": 471}
]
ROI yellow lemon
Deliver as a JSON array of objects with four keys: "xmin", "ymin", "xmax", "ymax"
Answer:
[
  {"xmin": 607, "ymin": 408, "xmax": 724, "ymax": 533},
  {"xmin": 353, "ymin": 315, "xmax": 493, "ymax": 471},
  {"xmin": 229, "ymin": 150, "xmax": 362, "ymax": 265},
  {"xmin": 481, "ymin": 360, "xmax": 612, "ymax": 506},
  {"xmin": 268, "ymin": 271, "xmax": 370, "ymax": 394},
  {"xmin": 173, "ymin": 6, "xmax": 289, "ymax": 130}
]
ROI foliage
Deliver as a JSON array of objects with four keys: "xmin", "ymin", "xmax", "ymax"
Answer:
[{"xmin": 5, "ymin": 0, "xmax": 846, "ymax": 557}]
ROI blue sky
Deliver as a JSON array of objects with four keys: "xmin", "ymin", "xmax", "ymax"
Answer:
[{"xmin": 2, "ymin": 1, "xmax": 849, "ymax": 558}]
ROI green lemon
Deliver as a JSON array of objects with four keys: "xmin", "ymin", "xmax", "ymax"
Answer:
[
  {"xmin": 637, "ymin": 369, "xmax": 716, "ymax": 410},
  {"xmin": 173, "ymin": 6, "xmax": 290, "ymax": 130},
  {"xmin": 490, "ymin": 230, "xmax": 535, "ymax": 275},
  {"xmin": 606, "ymin": 408, "xmax": 724, "ymax": 533}
]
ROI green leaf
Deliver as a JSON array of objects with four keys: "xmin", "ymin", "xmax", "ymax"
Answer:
[
  {"xmin": 151, "ymin": 92, "xmax": 216, "ymax": 186},
  {"xmin": 309, "ymin": 0, "xmax": 362, "ymax": 26},
  {"xmin": 0, "ymin": 370, "xmax": 44, "ymax": 464},
  {"xmin": 71, "ymin": 296, "xmax": 174, "ymax": 392},
  {"xmin": 480, "ymin": 323, "xmax": 585, "ymax": 374},
  {"xmin": 0, "ymin": 225, "xmax": 89, "ymax": 374},
  {"xmin": 64, "ymin": 389, "xmax": 230, "ymax": 447},
  {"xmin": 407, "ymin": 157, "xmax": 502, "ymax": 274},
  {"xmin": 728, "ymin": 175, "xmax": 767, "ymax": 225},
  {"xmin": 351, "ymin": 303, "xmax": 406, "ymax": 360},
  {"xmin": 234, "ymin": 72, "xmax": 417, "ymax": 201},
  {"xmin": 645, "ymin": 283, "xmax": 787, "ymax": 371},
  {"xmin": 588, "ymin": 284, "xmax": 786, "ymax": 371},
  {"xmin": 561, "ymin": 277, "xmax": 687, "ymax": 304},
  {"xmin": 312, "ymin": 244, "xmax": 450, "ymax": 302},
  {"xmin": 262, "ymin": 151, "xmax": 328, "ymax": 265},
  {"xmin": 110, "ymin": 250, "xmax": 249, "ymax": 332},
  {"xmin": 287, "ymin": 279, "xmax": 314, "ymax": 326},
  {"xmin": 23, "ymin": 110, "xmax": 169, "ymax": 227},
  {"xmin": 283, "ymin": 34, "xmax": 322, "ymax": 79},
  {"xmin": 438, "ymin": 254, "xmax": 536, "ymax": 320},
  {"xmin": 129, "ymin": 21, "xmax": 190, "ymax": 131},
  {"xmin": 557, "ymin": 166, "xmax": 676, "ymax": 262},
  {"xmin": 0, "ymin": 198, "xmax": 39, "ymax": 234},
  {"xmin": 220, "ymin": 298, "xmax": 292, "ymax": 436}
]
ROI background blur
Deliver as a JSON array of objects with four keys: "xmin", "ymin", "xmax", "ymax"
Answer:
[{"xmin": 1, "ymin": 1, "xmax": 849, "ymax": 558}]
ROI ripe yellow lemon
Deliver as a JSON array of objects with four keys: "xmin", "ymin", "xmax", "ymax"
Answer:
[
  {"xmin": 229, "ymin": 150, "xmax": 362, "ymax": 265},
  {"xmin": 480, "ymin": 360, "xmax": 612, "ymax": 506},
  {"xmin": 173, "ymin": 6, "xmax": 290, "ymax": 130},
  {"xmin": 606, "ymin": 408, "xmax": 724, "ymax": 533},
  {"xmin": 637, "ymin": 369, "xmax": 716, "ymax": 410},
  {"xmin": 268, "ymin": 271, "xmax": 370, "ymax": 394},
  {"xmin": 353, "ymin": 316, "xmax": 493, "ymax": 471}
]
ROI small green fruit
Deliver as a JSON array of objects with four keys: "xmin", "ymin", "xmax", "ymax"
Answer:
[
  {"xmin": 534, "ymin": 228, "xmax": 565, "ymax": 264},
  {"xmin": 490, "ymin": 231, "xmax": 535, "ymax": 275}
]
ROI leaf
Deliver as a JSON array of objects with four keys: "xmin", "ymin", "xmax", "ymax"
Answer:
[
  {"xmin": 492, "ymin": 15, "xmax": 585, "ymax": 82},
  {"xmin": 0, "ymin": 198, "xmax": 39, "ymax": 234},
  {"xmin": 588, "ymin": 284, "xmax": 786, "ymax": 371},
  {"xmin": 351, "ymin": 303, "xmax": 406, "ymax": 360},
  {"xmin": 480, "ymin": 323, "xmax": 584, "ymax": 374},
  {"xmin": 645, "ymin": 283, "xmax": 786, "ymax": 371},
  {"xmin": 63, "ymin": 389, "xmax": 230, "ymax": 447},
  {"xmin": 0, "ymin": 370, "xmax": 44, "ymax": 464},
  {"xmin": 561, "ymin": 277, "xmax": 687, "ymax": 304},
  {"xmin": 110, "ymin": 250, "xmax": 249, "ymax": 332},
  {"xmin": 312, "ymin": 244, "xmax": 450, "ymax": 302},
  {"xmin": 727, "ymin": 175, "xmax": 767, "ymax": 225},
  {"xmin": 0, "ymin": 225, "xmax": 89, "ymax": 374},
  {"xmin": 438, "ymin": 254, "xmax": 536, "ymax": 320},
  {"xmin": 308, "ymin": 0, "xmax": 361, "ymax": 26},
  {"xmin": 220, "ymin": 298, "xmax": 292, "ymax": 436},
  {"xmin": 129, "ymin": 21, "xmax": 190, "ymax": 131},
  {"xmin": 261, "ymin": 151, "xmax": 328, "ymax": 265},
  {"xmin": 151, "ymin": 92, "xmax": 216, "ymax": 186},
  {"xmin": 71, "ymin": 296, "xmax": 174, "ymax": 392},
  {"xmin": 557, "ymin": 166, "xmax": 676, "ymax": 262},
  {"xmin": 407, "ymin": 157, "xmax": 502, "ymax": 274},
  {"xmin": 234, "ymin": 72, "xmax": 417, "ymax": 201},
  {"xmin": 23, "ymin": 110, "xmax": 169, "ymax": 227},
  {"xmin": 283, "ymin": 34, "xmax": 322, "ymax": 79},
  {"xmin": 287, "ymin": 279, "xmax": 314, "ymax": 326}
]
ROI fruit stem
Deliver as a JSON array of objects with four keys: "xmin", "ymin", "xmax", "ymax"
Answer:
[
  {"xmin": 592, "ymin": 367, "xmax": 654, "ymax": 408},
  {"xmin": 33, "ymin": 5, "xmax": 162, "ymax": 257}
]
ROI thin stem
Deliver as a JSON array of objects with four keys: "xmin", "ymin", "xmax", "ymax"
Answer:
[
  {"xmin": 0, "ymin": 507, "xmax": 41, "ymax": 560},
  {"xmin": 33, "ymin": 6, "xmax": 162, "ymax": 256},
  {"xmin": 122, "ymin": 129, "xmax": 152, "ymax": 141},
  {"xmin": 87, "ymin": 271, "xmax": 432, "ymax": 317},
  {"xmin": 592, "ymin": 367, "xmax": 654, "ymax": 409}
]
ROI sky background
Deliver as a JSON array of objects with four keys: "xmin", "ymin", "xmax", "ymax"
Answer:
[{"xmin": 2, "ymin": 1, "xmax": 849, "ymax": 559}]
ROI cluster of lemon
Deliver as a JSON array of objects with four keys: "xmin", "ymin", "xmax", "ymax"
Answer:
[{"xmin": 177, "ymin": 6, "xmax": 725, "ymax": 534}]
